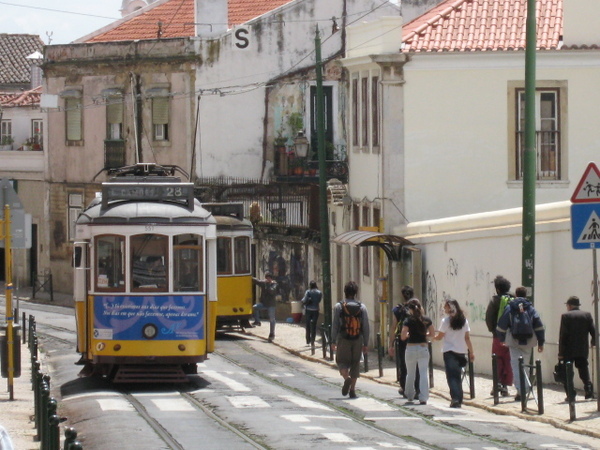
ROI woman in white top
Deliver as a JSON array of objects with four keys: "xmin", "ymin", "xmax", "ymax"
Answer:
[{"xmin": 434, "ymin": 299, "xmax": 474, "ymax": 408}]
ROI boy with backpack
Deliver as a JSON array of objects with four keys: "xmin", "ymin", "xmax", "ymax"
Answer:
[
  {"xmin": 496, "ymin": 286, "xmax": 545, "ymax": 401},
  {"xmin": 331, "ymin": 281, "xmax": 370, "ymax": 399}
]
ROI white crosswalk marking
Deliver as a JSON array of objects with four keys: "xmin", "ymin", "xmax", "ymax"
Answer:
[
  {"xmin": 201, "ymin": 370, "xmax": 251, "ymax": 392},
  {"xmin": 346, "ymin": 397, "xmax": 395, "ymax": 411},
  {"xmin": 377, "ymin": 443, "xmax": 422, "ymax": 449},
  {"xmin": 323, "ymin": 432, "xmax": 354, "ymax": 443},
  {"xmin": 269, "ymin": 373, "xmax": 294, "ymax": 377},
  {"xmin": 279, "ymin": 395, "xmax": 333, "ymax": 410},
  {"xmin": 227, "ymin": 395, "xmax": 270, "ymax": 408},
  {"xmin": 151, "ymin": 398, "xmax": 195, "ymax": 412},
  {"xmin": 282, "ymin": 414, "xmax": 351, "ymax": 423},
  {"xmin": 97, "ymin": 398, "xmax": 135, "ymax": 411}
]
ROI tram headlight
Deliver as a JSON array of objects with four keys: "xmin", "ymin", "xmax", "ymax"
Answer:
[{"xmin": 142, "ymin": 323, "xmax": 158, "ymax": 339}]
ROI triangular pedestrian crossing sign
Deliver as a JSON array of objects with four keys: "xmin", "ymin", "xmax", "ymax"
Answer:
[
  {"xmin": 571, "ymin": 162, "xmax": 600, "ymax": 203},
  {"xmin": 576, "ymin": 210, "xmax": 600, "ymax": 244}
]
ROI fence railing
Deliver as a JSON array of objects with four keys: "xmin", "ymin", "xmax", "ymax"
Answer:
[{"xmin": 28, "ymin": 315, "xmax": 82, "ymax": 449}]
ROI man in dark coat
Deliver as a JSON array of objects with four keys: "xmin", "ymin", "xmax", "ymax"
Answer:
[{"xmin": 559, "ymin": 296, "xmax": 596, "ymax": 400}]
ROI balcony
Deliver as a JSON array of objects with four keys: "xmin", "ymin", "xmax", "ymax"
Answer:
[
  {"xmin": 105, "ymin": 139, "xmax": 126, "ymax": 169},
  {"xmin": 0, "ymin": 146, "xmax": 44, "ymax": 173},
  {"xmin": 274, "ymin": 144, "xmax": 348, "ymax": 183}
]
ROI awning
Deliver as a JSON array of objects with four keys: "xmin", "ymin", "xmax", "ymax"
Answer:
[{"xmin": 332, "ymin": 230, "xmax": 414, "ymax": 261}]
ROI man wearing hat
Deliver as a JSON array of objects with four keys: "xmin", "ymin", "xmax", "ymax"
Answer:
[{"xmin": 559, "ymin": 296, "xmax": 596, "ymax": 400}]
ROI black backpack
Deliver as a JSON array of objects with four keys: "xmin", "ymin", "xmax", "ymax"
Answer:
[
  {"xmin": 510, "ymin": 301, "xmax": 534, "ymax": 345},
  {"xmin": 340, "ymin": 300, "xmax": 362, "ymax": 340}
]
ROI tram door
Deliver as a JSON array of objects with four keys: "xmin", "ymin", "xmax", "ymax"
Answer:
[{"xmin": 73, "ymin": 242, "xmax": 89, "ymax": 356}]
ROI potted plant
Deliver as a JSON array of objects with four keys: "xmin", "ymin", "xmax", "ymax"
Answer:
[
  {"xmin": 0, "ymin": 135, "xmax": 14, "ymax": 150},
  {"xmin": 274, "ymin": 132, "xmax": 287, "ymax": 153},
  {"xmin": 22, "ymin": 137, "xmax": 36, "ymax": 151}
]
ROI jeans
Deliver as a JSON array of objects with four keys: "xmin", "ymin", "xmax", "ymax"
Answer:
[
  {"xmin": 405, "ymin": 344, "xmax": 430, "ymax": 402},
  {"xmin": 305, "ymin": 309, "xmax": 319, "ymax": 344},
  {"xmin": 509, "ymin": 346, "xmax": 533, "ymax": 394},
  {"xmin": 444, "ymin": 351, "xmax": 464, "ymax": 404},
  {"xmin": 253, "ymin": 303, "xmax": 276, "ymax": 337}
]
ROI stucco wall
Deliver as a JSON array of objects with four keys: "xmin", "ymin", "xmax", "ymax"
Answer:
[{"xmin": 395, "ymin": 201, "xmax": 596, "ymax": 384}]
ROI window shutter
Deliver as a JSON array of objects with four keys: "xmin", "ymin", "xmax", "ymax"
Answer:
[
  {"xmin": 66, "ymin": 98, "xmax": 82, "ymax": 141},
  {"xmin": 152, "ymin": 97, "xmax": 169, "ymax": 125},
  {"xmin": 107, "ymin": 99, "xmax": 123, "ymax": 124}
]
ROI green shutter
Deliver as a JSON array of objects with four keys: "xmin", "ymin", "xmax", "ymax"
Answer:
[
  {"xmin": 152, "ymin": 97, "xmax": 169, "ymax": 125},
  {"xmin": 66, "ymin": 98, "xmax": 82, "ymax": 141}
]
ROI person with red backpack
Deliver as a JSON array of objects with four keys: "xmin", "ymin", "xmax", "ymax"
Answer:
[{"xmin": 331, "ymin": 281, "xmax": 370, "ymax": 399}]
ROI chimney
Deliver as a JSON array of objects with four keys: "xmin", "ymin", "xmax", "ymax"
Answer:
[
  {"xmin": 562, "ymin": 0, "xmax": 600, "ymax": 47},
  {"xmin": 195, "ymin": 0, "xmax": 228, "ymax": 38}
]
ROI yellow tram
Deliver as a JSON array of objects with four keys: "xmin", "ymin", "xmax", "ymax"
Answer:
[
  {"xmin": 203, "ymin": 203, "xmax": 254, "ymax": 332},
  {"xmin": 72, "ymin": 164, "xmax": 217, "ymax": 382}
]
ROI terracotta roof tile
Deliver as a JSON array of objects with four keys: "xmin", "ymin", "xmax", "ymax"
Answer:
[
  {"xmin": 86, "ymin": 0, "xmax": 292, "ymax": 43},
  {"xmin": 402, "ymin": 0, "xmax": 563, "ymax": 53},
  {"xmin": 0, "ymin": 86, "xmax": 42, "ymax": 107},
  {"xmin": 0, "ymin": 34, "xmax": 44, "ymax": 86}
]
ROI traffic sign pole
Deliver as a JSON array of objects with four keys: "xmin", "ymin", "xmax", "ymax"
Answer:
[
  {"xmin": 571, "ymin": 162, "xmax": 600, "ymax": 411},
  {"xmin": 3, "ymin": 205, "xmax": 15, "ymax": 400}
]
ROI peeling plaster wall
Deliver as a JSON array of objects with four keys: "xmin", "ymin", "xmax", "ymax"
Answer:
[
  {"xmin": 192, "ymin": 0, "xmax": 399, "ymax": 179},
  {"xmin": 397, "ymin": 202, "xmax": 595, "ymax": 383}
]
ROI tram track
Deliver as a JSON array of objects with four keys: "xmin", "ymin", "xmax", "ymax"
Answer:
[{"xmin": 213, "ymin": 337, "xmax": 522, "ymax": 450}]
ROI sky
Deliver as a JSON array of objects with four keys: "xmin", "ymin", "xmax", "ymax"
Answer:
[{"xmin": 0, "ymin": 1, "xmax": 124, "ymax": 45}]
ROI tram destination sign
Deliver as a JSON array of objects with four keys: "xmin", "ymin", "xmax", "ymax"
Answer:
[{"xmin": 102, "ymin": 182, "xmax": 195, "ymax": 210}]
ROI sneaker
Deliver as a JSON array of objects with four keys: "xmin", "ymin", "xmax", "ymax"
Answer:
[
  {"xmin": 514, "ymin": 393, "xmax": 521, "ymax": 402},
  {"xmin": 450, "ymin": 400, "xmax": 461, "ymax": 408},
  {"xmin": 500, "ymin": 385, "xmax": 510, "ymax": 397},
  {"xmin": 585, "ymin": 392, "xmax": 595, "ymax": 400},
  {"xmin": 252, "ymin": 321, "xmax": 261, "ymax": 326},
  {"xmin": 349, "ymin": 390, "xmax": 357, "ymax": 399},
  {"xmin": 342, "ymin": 378, "xmax": 351, "ymax": 396},
  {"xmin": 419, "ymin": 401, "xmax": 427, "ymax": 405}
]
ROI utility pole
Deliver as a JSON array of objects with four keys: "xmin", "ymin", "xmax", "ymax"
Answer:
[
  {"xmin": 522, "ymin": 0, "xmax": 537, "ymax": 301},
  {"xmin": 315, "ymin": 26, "xmax": 332, "ymax": 329}
]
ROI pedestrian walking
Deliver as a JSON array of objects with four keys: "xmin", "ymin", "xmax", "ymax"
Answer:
[
  {"xmin": 400, "ymin": 298, "xmax": 435, "ymax": 405},
  {"xmin": 485, "ymin": 275, "xmax": 513, "ymax": 397},
  {"xmin": 388, "ymin": 285, "xmax": 418, "ymax": 397},
  {"xmin": 301, "ymin": 280, "xmax": 322, "ymax": 345},
  {"xmin": 252, "ymin": 272, "xmax": 278, "ymax": 342},
  {"xmin": 331, "ymin": 281, "xmax": 369, "ymax": 399},
  {"xmin": 559, "ymin": 295, "xmax": 596, "ymax": 400},
  {"xmin": 496, "ymin": 286, "xmax": 545, "ymax": 401},
  {"xmin": 434, "ymin": 299, "xmax": 474, "ymax": 408}
]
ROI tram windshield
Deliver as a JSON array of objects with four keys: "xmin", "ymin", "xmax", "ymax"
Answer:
[
  {"xmin": 234, "ymin": 236, "xmax": 250, "ymax": 274},
  {"xmin": 216, "ymin": 237, "xmax": 232, "ymax": 275},
  {"xmin": 174, "ymin": 234, "xmax": 203, "ymax": 292},
  {"xmin": 131, "ymin": 234, "xmax": 169, "ymax": 291},
  {"xmin": 96, "ymin": 235, "xmax": 125, "ymax": 291}
]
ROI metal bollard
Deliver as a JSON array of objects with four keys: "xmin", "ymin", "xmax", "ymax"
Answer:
[
  {"xmin": 491, "ymin": 353, "xmax": 499, "ymax": 404},
  {"xmin": 394, "ymin": 336, "xmax": 402, "ymax": 383},
  {"xmin": 64, "ymin": 427, "xmax": 78, "ymax": 450},
  {"xmin": 428, "ymin": 341, "xmax": 434, "ymax": 388},
  {"xmin": 22, "ymin": 312, "xmax": 26, "ymax": 344},
  {"xmin": 38, "ymin": 378, "xmax": 50, "ymax": 444},
  {"xmin": 467, "ymin": 351, "xmax": 475, "ymax": 399},
  {"xmin": 518, "ymin": 356, "xmax": 527, "ymax": 412},
  {"xmin": 377, "ymin": 333, "xmax": 383, "ymax": 377},
  {"xmin": 566, "ymin": 361, "xmax": 576, "ymax": 421},
  {"xmin": 536, "ymin": 360, "xmax": 544, "ymax": 415},
  {"xmin": 47, "ymin": 399, "xmax": 59, "ymax": 450}
]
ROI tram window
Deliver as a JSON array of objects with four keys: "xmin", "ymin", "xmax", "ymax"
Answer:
[
  {"xmin": 217, "ymin": 237, "xmax": 232, "ymax": 275},
  {"xmin": 131, "ymin": 234, "xmax": 168, "ymax": 291},
  {"xmin": 234, "ymin": 236, "xmax": 250, "ymax": 274},
  {"xmin": 174, "ymin": 234, "xmax": 203, "ymax": 292},
  {"xmin": 95, "ymin": 235, "xmax": 125, "ymax": 291}
]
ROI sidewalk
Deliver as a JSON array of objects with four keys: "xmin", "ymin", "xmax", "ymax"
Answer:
[{"xmin": 246, "ymin": 318, "xmax": 600, "ymax": 440}]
